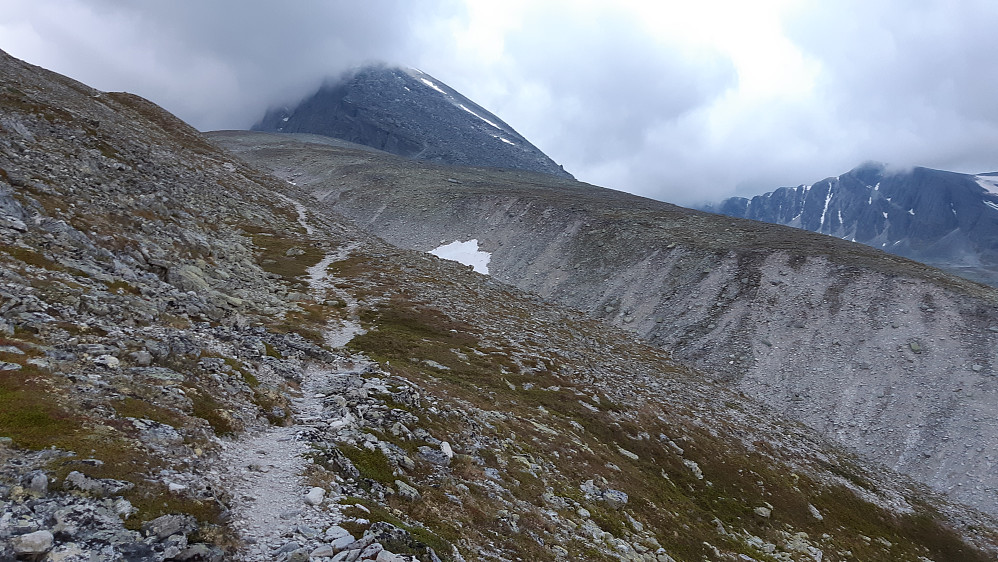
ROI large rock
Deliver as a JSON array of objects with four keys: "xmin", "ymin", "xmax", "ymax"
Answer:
[
  {"xmin": 12, "ymin": 530, "xmax": 54, "ymax": 555},
  {"xmin": 64, "ymin": 471, "xmax": 134, "ymax": 497},
  {"xmin": 141, "ymin": 514, "xmax": 197, "ymax": 541}
]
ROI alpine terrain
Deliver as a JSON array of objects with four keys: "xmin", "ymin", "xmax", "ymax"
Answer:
[
  {"xmin": 214, "ymin": 131, "xmax": 998, "ymax": 524},
  {"xmin": 0, "ymin": 48, "xmax": 997, "ymax": 561},
  {"xmin": 252, "ymin": 65, "xmax": 571, "ymax": 179},
  {"xmin": 705, "ymin": 162, "xmax": 998, "ymax": 286}
]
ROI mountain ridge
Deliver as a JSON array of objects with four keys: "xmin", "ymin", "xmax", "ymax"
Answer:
[{"xmin": 705, "ymin": 162, "xmax": 998, "ymax": 286}]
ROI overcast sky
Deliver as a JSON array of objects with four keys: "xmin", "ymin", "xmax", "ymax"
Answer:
[{"xmin": 3, "ymin": 0, "xmax": 998, "ymax": 206}]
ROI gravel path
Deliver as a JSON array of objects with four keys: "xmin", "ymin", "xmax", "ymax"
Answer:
[
  {"xmin": 307, "ymin": 243, "xmax": 365, "ymax": 349},
  {"xmin": 218, "ymin": 196, "xmax": 362, "ymax": 560}
]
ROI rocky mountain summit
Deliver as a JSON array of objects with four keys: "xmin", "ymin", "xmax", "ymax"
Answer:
[
  {"xmin": 252, "ymin": 65, "xmax": 571, "ymax": 179},
  {"xmin": 2, "ymin": 48, "xmax": 998, "ymax": 561},
  {"xmin": 704, "ymin": 162, "xmax": 998, "ymax": 286},
  {"xmin": 215, "ymin": 131, "xmax": 998, "ymax": 527}
]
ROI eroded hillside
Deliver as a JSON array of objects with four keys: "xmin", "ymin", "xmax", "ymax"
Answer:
[
  {"xmin": 213, "ymin": 131, "xmax": 998, "ymax": 523},
  {"xmin": 1, "ymin": 49, "xmax": 997, "ymax": 561}
]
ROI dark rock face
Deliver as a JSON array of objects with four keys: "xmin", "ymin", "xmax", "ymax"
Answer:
[
  {"xmin": 252, "ymin": 65, "xmax": 572, "ymax": 179},
  {"xmin": 706, "ymin": 163, "xmax": 998, "ymax": 285}
]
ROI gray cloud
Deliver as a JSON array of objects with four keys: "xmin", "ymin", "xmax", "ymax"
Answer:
[
  {"xmin": 1, "ymin": 0, "xmax": 452, "ymax": 130},
  {"xmin": 3, "ymin": 1, "xmax": 998, "ymax": 206}
]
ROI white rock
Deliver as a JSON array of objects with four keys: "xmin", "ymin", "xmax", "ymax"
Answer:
[
  {"xmin": 13, "ymin": 530, "xmax": 54, "ymax": 555},
  {"xmin": 325, "ymin": 525, "xmax": 351, "ymax": 540},
  {"xmin": 311, "ymin": 544, "xmax": 336, "ymax": 557},
  {"xmin": 304, "ymin": 486, "xmax": 325, "ymax": 506},
  {"xmin": 376, "ymin": 550, "xmax": 408, "ymax": 562},
  {"xmin": 808, "ymin": 503, "xmax": 823, "ymax": 520},
  {"xmin": 94, "ymin": 354, "xmax": 120, "ymax": 368},
  {"xmin": 754, "ymin": 506, "xmax": 772, "ymax": 518},
  {"xmin": 331, "ymin": 533, "xmax": 356, "ymax": 551},
  {"xmin": 440, "ymin": 441, "xmax": 454, "ymax": 459},
  {"xmin": 168, "ymin": 482, "xmax": 187, "ymax": 493}
]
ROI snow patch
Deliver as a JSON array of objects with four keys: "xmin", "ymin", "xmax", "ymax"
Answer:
[
  {"xmin": 984, "ymin": 200, "xmax": 998, "ymax": 212},
  {"xmin": 873, "ymin": 182, "xmax": 880, "ymax": 191},
  {"xmin": 419, "ymin": 77, "xmax": 447, "ymax": 95},
  {"xmin": 458, "ymin": 104, "xmax": 503, "ymax": 130},
  {"xmin": 882, "ymin": 212, "xmax": 888, "ymax": 219},
  {"xmin": 819, "ymin": 188, "xmax": 833, "ymax": 228},
  {"xmin": 976, "ymin": 175, "xmax": 998, "ymax": 194},
  {"xmin": 430, "ymin": 239, "xmax": 491, "ymax": 274},
  {"xmin": 495, "ymin": 136, "xmax": 516, "ymax": 145},
  {"xmin": 908, "ymin": 209, "xmax": 915, "ymax": 216}
]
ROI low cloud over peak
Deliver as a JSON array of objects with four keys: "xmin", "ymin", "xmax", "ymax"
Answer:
[{"xmin": 3, "ymin": 0, "xmax": 998, "ymax": 206}]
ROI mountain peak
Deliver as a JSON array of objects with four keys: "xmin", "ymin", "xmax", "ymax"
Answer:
[
  {"xmin": 252, "ymin": 64, "xmax": 573, "ymax": 178},
  {"xmin": 706, "ymin": 163, "xmax": 998, "ymax": 285}
]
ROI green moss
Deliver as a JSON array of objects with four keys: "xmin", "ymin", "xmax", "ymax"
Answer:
[
  {"xmin": 263, "ymin": 342, "xmax": 282, "ymax": 359},
  {"xmin": 185, "ymin": 388, "xmax": 235, "ymax": 436},
  {"xmin": 340, "ymin": 446, "xmax": 395, "ymax": 484},
  {"xmin": 0, "ymin": 367, "xmax": 77, "ymax": 449},
  {"xmin": 112, "ymin": 397, "xmax": 185, "ymax": 428},
  {"xmin": 242, "ymin": 371, "xmax": 260, "ymax": 388}
]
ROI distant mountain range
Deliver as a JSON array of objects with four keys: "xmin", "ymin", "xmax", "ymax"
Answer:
[
  {"xmin": 252, "ymin": 65, "xmax": 572, "ymax": 178},
  {"xmin": 705, "ymin": 162, "xmax": 998, "ymax": 285}
]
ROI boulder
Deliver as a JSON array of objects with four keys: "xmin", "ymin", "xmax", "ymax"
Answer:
[{"xmin": 12, "ymin": 530, "xmax": 54, "ymax": 556}]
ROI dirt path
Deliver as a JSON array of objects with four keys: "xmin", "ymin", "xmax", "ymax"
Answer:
[
  {"xmin": 218, "ymin": 194, "xmax": 364, "ymax": 560},
  {"xmin": 306, "ymin": 244, "xmax": 365, "ymax": 349}
]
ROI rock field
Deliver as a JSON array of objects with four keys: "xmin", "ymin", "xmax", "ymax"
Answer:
[{"xmin": 1, "ymin": 49, "xmax": 998, "ymax": 561}]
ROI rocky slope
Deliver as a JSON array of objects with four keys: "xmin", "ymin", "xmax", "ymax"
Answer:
[
  {"xmin": 213, "ymin": 131, "xmax": 998, "ymax": 525},
  {"xmin": 704, "ymin": 162, "xmax": 998, "ymax": 286},
  {"xmin": 2, "ymin": 49, "xmax": 998, "ymax": 561},
  {"xmin": 252, "ymin": 65, "xmax": 572, "ymax": 179}
]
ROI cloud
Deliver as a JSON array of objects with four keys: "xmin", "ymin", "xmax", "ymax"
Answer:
[
  {"xmin": 3, "ymin": 0, "xmax": 998, "ymax": 206},
  {"xmin": 0, "ymin": 0, "xmax": 457, "ymax": 130}
]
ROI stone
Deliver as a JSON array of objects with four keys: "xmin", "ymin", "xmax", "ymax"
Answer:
[
  {"xmin": 417, "ymin": 445, "xmax": 450, "ymax": 466},
  {"xmin": 325, "ymin": 525, "xmax": 351, "ymax": 540},
  {"xmin": 142, "ymin": 513, "xmax": 197, "ymax": 540},
  {"xmin": 311, "ymin": 544, "xmax": 336, "ymax": 557},
  {"xmin": 808, "ymin": 503, "xmax": 823, "ymax": 520},
  {"xmin": 439, "ymin": 441, "xmax": 454, "ymax": 459},
  {"xmin": 177, "ymin": 544, "xmax": 224, "ymax": 561},
  {"xmin": 304, "ymin": 486, "xmax": 326, "ymax": 506},
  {"xmin": 395, "ymin": 479, "xmax": 421, "ymax": 501},
  {"xmin": 64, "ymin": 470, "xmax": 134, "ymax": 497},
  {"xmin": 331, "ymin": 533, "xmax": 357, "ymax": 551},
  {"xmin": 359, "ymin": 543, "xmax": 384, "ymax": 558},
  {"xmin": 602, "ymin": 489, "xmax": 628, "ymax": 509},
  {"xmin": 12, "ymin": 530, "xmax": 54, "ymax": 555},
  {"xmin": 617, "ymin": 446, "xmax": 639, "ymax": 460},
  {"xmin": 26, "ymin": 471, "xmax": 48, "ymax": 496},
  {"xmin": 376, "ymin": 551, "xmax": 408, "ymax": 562},
  {"xmin": 93, "ymin": 354, "xmax": 120, "ymax": 368},
  {"xmin": 754, "ymin": 506, "xmax": 772, "ymax": 518},
  {"xmin": 128, "ymin": 350, "xmax": 153, "ymax": 366}
]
